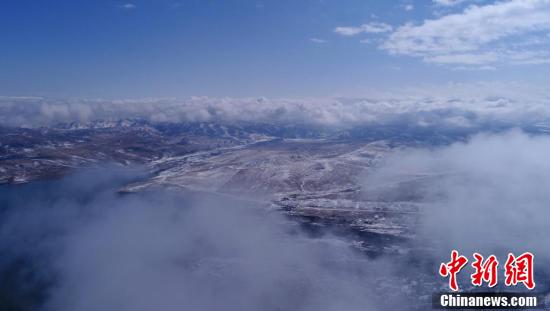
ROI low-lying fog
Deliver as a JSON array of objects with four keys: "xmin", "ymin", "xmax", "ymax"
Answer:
[
  {"xmin": 1, "ymin": 130, "xmax": 550, "ymax": 310},
  {"xmin": 0, "ymin": 167, "xmax": 402, "ymax": 311},
  {"xmin": 367, "ymin": 131, "xmax": 550, "ymax": 262}
]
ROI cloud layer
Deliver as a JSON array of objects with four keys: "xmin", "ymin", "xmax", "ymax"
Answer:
[{"xmin": 2, "ymin": 88, "xmax": 550, "ymax": 132}]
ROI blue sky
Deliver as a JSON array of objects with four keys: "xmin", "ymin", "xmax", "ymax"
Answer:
[{"xmin": 2, "ymin": 0, "xmax": 550, "ymax": 98}]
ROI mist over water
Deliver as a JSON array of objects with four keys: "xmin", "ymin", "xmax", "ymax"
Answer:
[{"xmin": 0, "ymin": 166, "xmax": 401, "ymax": 311}]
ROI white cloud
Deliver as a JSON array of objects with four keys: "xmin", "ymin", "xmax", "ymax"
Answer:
[
  {"xmin": 334, "ymin": 22, "xmax": 393, "ymax": 36},
  {"xmin": 120, "ymin": 3, "xmax": 136, "ymax": 9},
  {"xmin": 433, "ymin": 0, "xmax": 469, "ymax": 6},
  {"xmin": 381, "ymin": 0, "xmax": 550, "ymax": 67},
  {"xmin": 310, "ymin": 38, "xmax": 327, "ymax": 43},
  {"xmin": 366, "ymin": 131, "xmax": 550, "ymax": 265},
  {"xmin": 404, "ymin": 4, "xmax": 414, "ymax": 11}
]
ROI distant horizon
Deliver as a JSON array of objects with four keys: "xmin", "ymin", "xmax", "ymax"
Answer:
[{"xmin": 2, "ymin": 79, "xmax": 549, "ymax": 101}]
